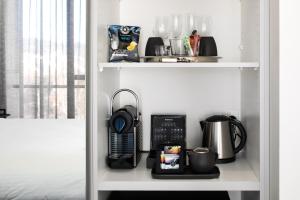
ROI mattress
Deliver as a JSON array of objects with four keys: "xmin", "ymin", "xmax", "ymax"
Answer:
[{"xmin": 0, "ymin": 120, "xmax": 86, "ymax": 200}]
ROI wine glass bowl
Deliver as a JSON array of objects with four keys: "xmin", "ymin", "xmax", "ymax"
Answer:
[
  {"xmin": 154, "ymin": 16, "xmax": 171, "ymax": 39},
  {"xmin": 198, "ymin": 16, "xmax": 213, "ymax": 36},
  {"xmin": 171, "ymin": 14, "xmax": 183, "ymax": 39},
  {"xmin": 186, "ymin": 14, "xmax": 197, "ymax": 35}
]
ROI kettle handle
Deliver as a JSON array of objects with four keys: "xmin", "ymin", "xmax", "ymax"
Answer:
[
  {"xmin": 200, "ymin": 121, "xmax": 208, "ymax": 147},
  {"xmin": 230, "ymin": 118, "xmax": 247, "ymax": 154},
  {"xmin": 200, "ymin": 121, "xmax": 206, "ymax": 131}
]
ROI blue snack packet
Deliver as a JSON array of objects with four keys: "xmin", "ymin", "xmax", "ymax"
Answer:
[{"xmin": 108, "ymin": 25, "xmax": 141, "ymax": 62}]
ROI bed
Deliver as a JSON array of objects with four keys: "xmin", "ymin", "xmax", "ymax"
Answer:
[{"xmin": 0, "ymin": 120, "xmax": 85, "ymax": 200}]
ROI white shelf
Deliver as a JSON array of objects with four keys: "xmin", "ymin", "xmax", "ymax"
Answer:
[
  {"xmin": 98, "ymin": 62, "xmax": 260, "ymax": 71},
  {"xmin": 98, "ymin": 153, "xmax": 260, "ymax": 191}
]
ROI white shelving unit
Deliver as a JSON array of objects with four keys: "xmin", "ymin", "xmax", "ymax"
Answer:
[
  {"xmin": 98, "ymin": 154, "xmax": 259, "ymax": 191},
  {"xmin": 98, "ymin": 62, "xmax": 260, "ymax": 71},
  {"xmin": 88, "ymin": 0, "xmax": 270, "ymax": 199}
]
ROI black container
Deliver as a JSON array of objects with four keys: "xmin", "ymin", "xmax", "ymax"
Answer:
[
  {"xmin": 146, "ymin": 150, "xmax": 156, "ymax": 169},
  {"xmin": 199, "ymin": 36, "xmax": 218, "ymax": 56},
  {"xmin": 188, "ymin": 147, "xmax": 217, "ymax": 173},
  {"xmin": 145, "ymin": 37, "xmax": 164, "ymax": 56}
]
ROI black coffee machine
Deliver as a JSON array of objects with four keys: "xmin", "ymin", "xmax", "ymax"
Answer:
[{"xmin": 107, "ymin": 89, "xmax": 142, "ymax": 169}]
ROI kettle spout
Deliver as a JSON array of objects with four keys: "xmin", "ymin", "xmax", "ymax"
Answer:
[{"xmin": 200, "ymin": 121, "xmax": 206, "ymax": 131}]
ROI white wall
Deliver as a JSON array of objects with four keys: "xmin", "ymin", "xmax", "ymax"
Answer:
[
  {"xmin": 119, "ymin": 68, "xmax": 241, "ymax": 150},
  {"xmin": 280, "ymin": 0, "xmax": 300, "ymax": 199},
  {"xmin": 120, "ymin": 0, "xmax": 241, "ymax": 61}
]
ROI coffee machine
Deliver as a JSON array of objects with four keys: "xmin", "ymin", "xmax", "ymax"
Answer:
[{"xmin": 107, "ymin": 89, "xmax": 142, "ymax": 169}]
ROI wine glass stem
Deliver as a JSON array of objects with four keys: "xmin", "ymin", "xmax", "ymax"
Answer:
[{"xmin": 161, "ymin": 38, "xmax": 170, "ymax": 56}]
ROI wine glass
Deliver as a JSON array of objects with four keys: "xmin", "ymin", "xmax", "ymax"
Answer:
[
  {"xmin": 154, "ymin": 16, "xmax": 170, "ymax": 40},
  {"xmin": 153, "ymin": 16, "xmax": 171, "ymax": 53},
  {"xmin": 171, "ymin": 14, "xmax": 183, "ymax": 39},
  {"xmin": 198, "ymin": 16, "xmax": 213, "ymax": 36},
  {"xmin": 185, "ymin": 14, "xmax": 197, "ymax": 35}
]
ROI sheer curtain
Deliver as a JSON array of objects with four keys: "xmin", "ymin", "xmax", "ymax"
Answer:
[{"xmin": 0, "ymin": 0, "xmax": 86, "ymax": 119}]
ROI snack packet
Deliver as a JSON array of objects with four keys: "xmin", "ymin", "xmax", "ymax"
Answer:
[{"xmin": 108, "ymin": 25, "xmax": 141, "ymax": 62}]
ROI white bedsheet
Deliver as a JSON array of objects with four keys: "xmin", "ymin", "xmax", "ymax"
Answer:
[{"xmin": 0, "ymin": 120, "xmax": 85, "ymax": 200}]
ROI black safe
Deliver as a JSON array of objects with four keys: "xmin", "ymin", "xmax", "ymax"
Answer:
[
  {"xmin": 147, "ymin": 115, "xmax": 186, "ymax": 169},
  {"xmin": 151, "ymin": 115, "xmax": 186, "ymax": 149}
]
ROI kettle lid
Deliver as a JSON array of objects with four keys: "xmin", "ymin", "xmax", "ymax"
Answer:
[{"xmin": 206, "ymin": 115, "xmax": 230, "ymax": 122}]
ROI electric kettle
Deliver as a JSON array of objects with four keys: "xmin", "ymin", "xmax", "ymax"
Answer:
[{"xmin": 200, "ymin": 115, "xmax": 247, "ymax": 163}]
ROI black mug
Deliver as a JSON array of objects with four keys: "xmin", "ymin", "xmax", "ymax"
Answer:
[
  {"xmin": 199, "ymin": 37, "xmax": 218, "ymax": 56},
  {"xmin": 188, "ymin": 147, "xmax": 217, "ymax": 173}
]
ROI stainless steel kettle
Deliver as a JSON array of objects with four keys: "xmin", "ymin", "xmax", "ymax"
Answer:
[{"xmin": 200, "ymin": 115, "xmax": 247, "ymax": 163}]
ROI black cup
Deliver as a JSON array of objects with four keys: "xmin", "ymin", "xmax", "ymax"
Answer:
[
  {"xmin": 199, "ymin": 37, "xmax": 218, "ymax": 56},
  {"xmin": 188, "ymin": 147, "xmax": 217, "ymax": 173},
  {"xmin": 145, "ymin": 37, "xmax": 164, "ymax": 56}
]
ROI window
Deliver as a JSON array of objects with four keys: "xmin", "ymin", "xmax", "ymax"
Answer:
[{"xmin": 0, "ymin": 0, "xmax": 86, "ymax": 119}]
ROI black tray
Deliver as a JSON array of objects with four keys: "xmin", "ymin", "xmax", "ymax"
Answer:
[{"xmin": 151, "ymin": 166, "xmax": 220, "ymax": 179}]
